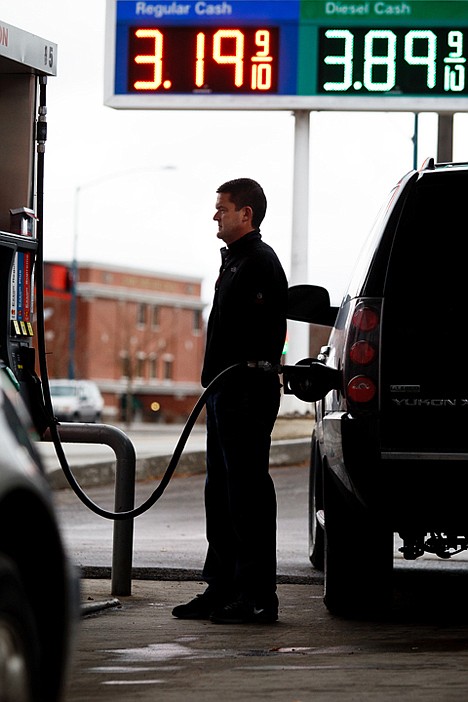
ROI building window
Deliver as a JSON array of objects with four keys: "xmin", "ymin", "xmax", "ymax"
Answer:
[
  {"xmin": 193, "ymin": 309, "xmax": 202, "ymax": 333},
  {"xmin": 163, "ymin": 358, "xmax": 173, "ymax": 380},
  {"xmin": 149, "ymin": 356, "xmax": 158, "ymax": 379},
  {"xmin": 136, "ymin": 355, "xmax": 145, "ymax": 378},
  {"xmin": 151, "ymin": 306, "xmax": 160, "ymax": 329},
  {"xmin": 121, "ymin": 352, "xmax": 130, "ymax": 378},
  {"xmin": 137, "ymin": 303, "xmax": 147, "ymax": 326}
]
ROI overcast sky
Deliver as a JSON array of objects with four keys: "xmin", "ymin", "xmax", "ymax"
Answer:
[{"xmin": 1, "ymin": 0, "xmax": 467, "ymax": 306}]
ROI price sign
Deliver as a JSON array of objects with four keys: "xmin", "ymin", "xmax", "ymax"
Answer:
[
  {"xmin": 105, "ymin": 0, "xmax": 468, "ymax": 110},
  {"xmin": 106, "ymin": 0, "xmax": 298, "ymax": 107}
]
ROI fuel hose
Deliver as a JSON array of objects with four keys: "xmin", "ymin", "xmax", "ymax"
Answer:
[{"xmin": 46, "ymin": 363, "xmax": 243, "ymax": 520}]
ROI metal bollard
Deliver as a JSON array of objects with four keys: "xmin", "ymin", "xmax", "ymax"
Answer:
[{"xmin": 43, "ymin": 423, "xmax": 136, "ymax": 596}]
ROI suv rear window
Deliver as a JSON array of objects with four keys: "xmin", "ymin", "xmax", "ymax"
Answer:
[
  {"xmin": 384, "ymin": 169, "xmax": 468, "ymax": 301},
  {"xmin": 381, "ymin": 168, "xmax": 468, "ymax": 449},
  {"xmin": 345, "ymin": 184, "xmax": 401, "ymax": 300}
]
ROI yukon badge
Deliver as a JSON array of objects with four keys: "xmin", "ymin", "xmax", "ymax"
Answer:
[{"xmin": 393, "ymin": 398, "xmax": 458, "ymax": 407}]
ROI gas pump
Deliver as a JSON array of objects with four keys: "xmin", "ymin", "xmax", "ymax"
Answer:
[{"xmin": 0, "ymin": 21, "xmax": 57, "ymax": 434}]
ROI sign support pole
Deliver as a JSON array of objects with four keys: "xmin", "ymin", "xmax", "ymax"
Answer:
[
  {"xmin": 437, "ymin": 113, "xmax": 454, "ymax": 162},
  {"xmin": 281, "ymin": 109, "xmax": 313, "ymax": 415}
]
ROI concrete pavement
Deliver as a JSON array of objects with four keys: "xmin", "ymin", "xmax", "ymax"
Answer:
[{"xmin": 67, "ymin": 573, "xmax": 468, "ymax": 702}]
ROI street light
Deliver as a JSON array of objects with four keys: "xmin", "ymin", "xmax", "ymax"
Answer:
[{"xmin": 68, "ymin": 166, "xmax": 177, "ymax": 380}]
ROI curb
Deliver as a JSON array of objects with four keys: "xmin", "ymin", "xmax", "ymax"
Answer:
[
  {"xmin": 79, "ymin": 565, "xmax": 324, "ymax": 586},
  {"xmin": 47, "ymin": 438, "xmax": 311, "ymax": 490}
]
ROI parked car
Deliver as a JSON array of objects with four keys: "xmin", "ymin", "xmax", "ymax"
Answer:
[
  {"xmin": 286, "ymin": 159, "xmax": 468, "ymax": 617},
  {"xmin": 49, "ymin": 379, "xmax": 104, "ymax": 423},
  {"xmin": 0, "ymin": 360, "xmax": 79, "ymax": 700}
]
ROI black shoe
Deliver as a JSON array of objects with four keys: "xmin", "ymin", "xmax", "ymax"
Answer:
[
  {"xmin": 172, "ymin": 593, "xmax": 217, "ymax": 620},
  {"xmin": 210, "ymin": 598, "xmax": 278, "ymax": 625}
]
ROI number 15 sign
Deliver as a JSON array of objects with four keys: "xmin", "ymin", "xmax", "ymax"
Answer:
[{"xmin": 104, "ymin": 0, "xmax": 468, "ymax": 111}]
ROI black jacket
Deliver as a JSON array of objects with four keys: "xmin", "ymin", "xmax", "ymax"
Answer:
[{"xmin": 201, "ymin": 230, "xmax": 288, "ymax": 387}]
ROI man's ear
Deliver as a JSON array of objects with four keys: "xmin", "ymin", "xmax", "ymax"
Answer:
[{"xmin": 243, "ymin": 206, "xmax": 253, "ymax": 223}]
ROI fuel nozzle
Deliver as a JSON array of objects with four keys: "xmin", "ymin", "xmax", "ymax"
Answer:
[
  {"xmin": 36, "ymin": 76, "xmax": 47, "ymax": 153},
  {"xmin": 246, "ymin": 361, "xmax": 281, "ymax": 373},
  {"xmin": 281, "ymin": 358, "xmax": 342, "ymax": 402}
]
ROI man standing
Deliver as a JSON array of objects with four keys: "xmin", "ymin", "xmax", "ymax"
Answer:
[{"xmin": 172, "ymin": 178, "xmax": 288, "ymax": 624}]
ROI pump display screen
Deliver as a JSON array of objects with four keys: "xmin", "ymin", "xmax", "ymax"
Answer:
[
  {"xmin": 318, "ymin": 27, "xmax": 468, "ymax": 96},
  {"xmin": 127, "ymin": 25, "xmax": 279, "ymax": 94}
]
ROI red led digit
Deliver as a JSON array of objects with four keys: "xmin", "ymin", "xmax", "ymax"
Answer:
[
  {"xmin": 133, "ymin": 28, "xmax": 164, "ymax": 90},
  {"xmin": 195, "ymin": 32, "xmax": 205, "ymax": 87},
  {"xmin": 255, "ymin": 29, "xmax": 271, "ymax": 57},
  {"xmin": 213, "ymin": 29, "xmax": 244, "ymax": 87}
]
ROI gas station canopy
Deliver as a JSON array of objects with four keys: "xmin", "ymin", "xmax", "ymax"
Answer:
[{"xmin": 0, "ymin": 20, "xmax": 57, "ymax": 76}]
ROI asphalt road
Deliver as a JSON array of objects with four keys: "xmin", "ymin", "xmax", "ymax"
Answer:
[{"xmin": 52, "ymin": 463, "xmax": 312, "ymax": 580}]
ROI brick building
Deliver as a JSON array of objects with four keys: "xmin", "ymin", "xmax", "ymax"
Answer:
[{"xmin": 42, "ymin": 261, "xmax": 206, "ymax": 422}]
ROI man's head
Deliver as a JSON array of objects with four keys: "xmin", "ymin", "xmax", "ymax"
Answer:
[{"xmin": 213, "ymin": 178, "xmax": 267, "ymax": 246}]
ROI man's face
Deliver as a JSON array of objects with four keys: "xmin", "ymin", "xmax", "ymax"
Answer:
[{"xmin": 213, "ymin": 192, "xmax": 251, "ymax": 246}]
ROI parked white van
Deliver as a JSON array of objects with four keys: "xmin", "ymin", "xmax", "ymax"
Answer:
[{"xmin": 49, "ymin": 380, "xmax": 104, "ymax": 422}]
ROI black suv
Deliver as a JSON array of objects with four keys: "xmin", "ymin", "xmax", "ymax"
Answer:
[{"xmin": 286, "ymin": 159, "xmax": 468, "ymax": 617}]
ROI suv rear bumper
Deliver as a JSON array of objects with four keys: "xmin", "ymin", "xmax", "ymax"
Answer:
[
  {"xmin": 382, "ymin": 451, "xmax": 468, "ymax": 461},
  {"xmin": 321, "ymin": 411, "xmax": 468, "ymax": 531}
]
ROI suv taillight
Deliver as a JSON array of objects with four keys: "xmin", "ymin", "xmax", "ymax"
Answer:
[
  {"xmin": 344, "ymin": 299, "xmax": 382, "ymax": 413},
  {"xmin": 347, "ymin": 375, "xmax": 377, "ymax": 403}
]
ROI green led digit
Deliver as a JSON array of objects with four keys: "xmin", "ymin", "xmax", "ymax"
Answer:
[
  {"xmin": 448, "ymin": 30, "xmax": 464, "ymax": 59},
  {"xmin": 404, "ymin": 30, "xmax": 437, "ymax": 89},
  {"xmin": 323, "ymin": 29, "xmax": 353, "ymax": 91},
  {"xmin": 363, "ymin": 30, "xmax": 396, "ymax": 92}
]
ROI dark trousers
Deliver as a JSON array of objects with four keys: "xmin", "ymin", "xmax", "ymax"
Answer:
[{"xmin": 202, "ymin": 373, "xmax": 281, "ymax": 606}]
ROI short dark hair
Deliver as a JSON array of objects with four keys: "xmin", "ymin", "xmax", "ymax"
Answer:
[{"xmin": 217, "ymin": 178, "xmax": 267, "ymax": 229}]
